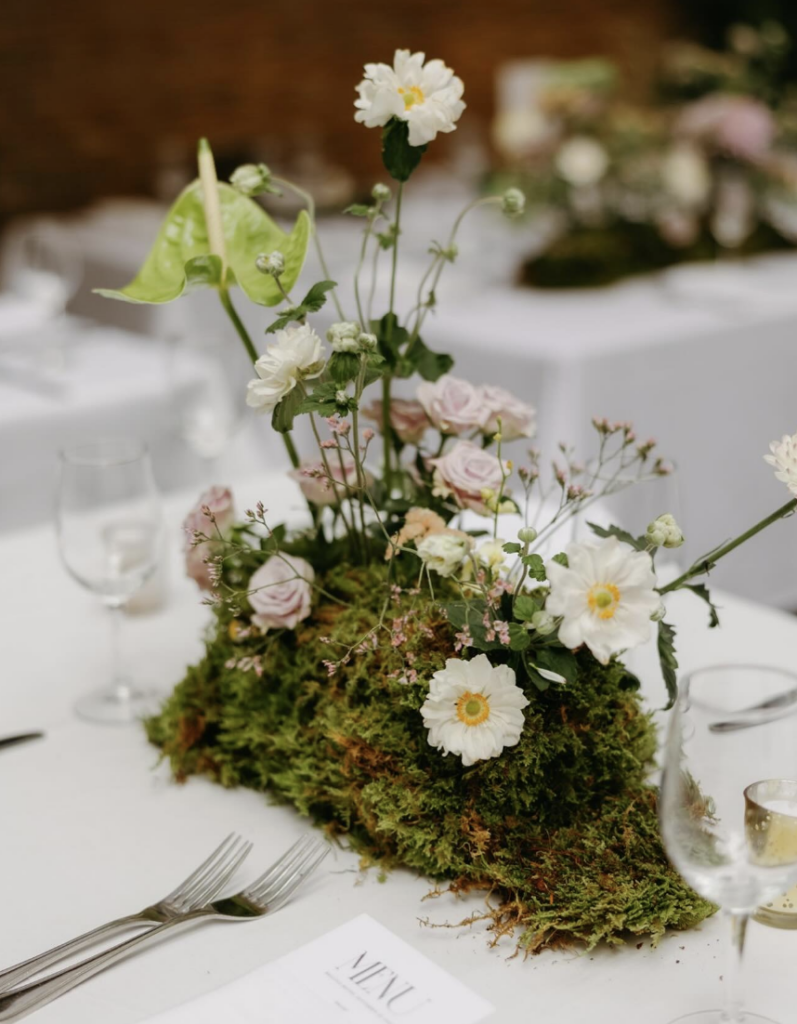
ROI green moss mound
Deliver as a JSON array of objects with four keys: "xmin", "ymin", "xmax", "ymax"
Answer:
[{"xmin": 147, "ymin": 563, "xmax": 713, "ymax": 952}]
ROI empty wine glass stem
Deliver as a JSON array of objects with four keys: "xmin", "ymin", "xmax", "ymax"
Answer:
[
  {"xmin": 723, "ymin": 911, "xmax": 748, "ymax": 1023},
  {"xmin": 107, "ymin": 602, "xmax": 131, "ymax": 703}
]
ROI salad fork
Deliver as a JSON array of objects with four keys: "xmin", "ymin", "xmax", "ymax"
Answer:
[
  {"xmin": 0, "ymin": 835, "xmax": 328, "ymax": 1022},
  {"xmin": 0, "ymin": 833, "xmax": 251, "ymax": 994}
]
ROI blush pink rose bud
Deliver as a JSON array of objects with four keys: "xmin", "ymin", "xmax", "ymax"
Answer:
[
  {"xmin": 182, "ymin": 486, "xmax": 235, "ymax": 591},
  {"xmin": 478, "ymin": 385, "xmax": 536, "ymax": 440},
  {"xmin": 248, "ymin": 554, "xmax": 315, "ymax": 633},
  {"xmin": 416, "ymin": 375, "xmax": 491, "ymax": 436},
  {"xmin": 363, "ymin": 398, "xmax": 430, "ymax": 445},
  {"xmin": 430, "ymin": 440, "xmax": 509, "ymax": 515}
]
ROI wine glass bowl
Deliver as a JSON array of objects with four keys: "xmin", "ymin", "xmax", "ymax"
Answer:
[
  {"xmin": 55, "ymin": 440, "xmax": 162, "ymax": 723},
  {"xmin": 660, "ymin": 665, "xmax": 797, "ymax": 1023}
]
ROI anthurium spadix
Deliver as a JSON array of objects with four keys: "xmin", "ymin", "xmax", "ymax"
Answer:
[{"xmin": 95, "ymin": 139, "xmax": 310, "ymax": 307}]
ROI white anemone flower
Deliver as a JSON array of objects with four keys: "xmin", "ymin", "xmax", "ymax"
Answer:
[
  {"xmin": 246, "ymin": 324, "xmax": 325, "ymax": 415},
  {"xmin": 545, "ymin": 537, "xmax": 660, "ymax": 665},
  {"xmin": 420, "ymin": 654, "xmax": 529, "ymax": 767},
  {"xmin": 765, "ymin": 431, "xmax": 797, "ymax": 497},
  {"xmin": 354, "ymin": 50, "xmax": 466, "ymax": 147}
]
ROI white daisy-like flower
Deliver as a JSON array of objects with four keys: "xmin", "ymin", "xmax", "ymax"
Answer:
[
  {"xmin": 545, "ymin": 537, "xmax": 660, "ymax": 665},
  {"xmin": 420, "ymin": 654, "xmax": 529, "ymax": 767},
  {"xmin": 765, "ymin": 431, "xmax": 797, "ymax": 497},
  {"xmin": 354, "ymin": 50, "xmax": 466, "ymax": 147},
  {"xmin": 246, "ymin": 324, "xmax": 325, "ymax": 415}
]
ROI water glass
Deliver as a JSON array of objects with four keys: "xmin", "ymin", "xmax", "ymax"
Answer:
[
  {"xmin": 55, "ymin": 440, "xmax": 162, "ymax": 724},
  {"xmin": 660, "ymin": 665, "xmax": 797, "ymax": 1023}
]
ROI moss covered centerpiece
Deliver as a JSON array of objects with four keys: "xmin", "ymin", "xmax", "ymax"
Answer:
[{"xmin": 100, "ymin": 49, "xmax": 797, "ymax": 953}]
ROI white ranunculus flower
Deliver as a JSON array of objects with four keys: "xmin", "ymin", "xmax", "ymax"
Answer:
[
  {"xmin": 661, "ymin": 145, "xmax": 711, "ymax": 208},
  {"xmin": 354, "ymin": 49, "xmax": 466, "ymax": 147},
  {"xmin": 326, "ymin": 321, "xmax": 361, "ymax": 353},
  {"xmin": 417, "ymin": 375, "xmax": 490, "ymax": 435},
  {"xmin": 478, "ymin": 384, "xmax": 536, "ymax": 440},
  {"xmin": 416, "ymin": 530, "xmax": 470, "ymax": 577},
  {"xmin": 421, "ymin": 654, "xmax": 529, "ymax": 767},
  {"xmin": 246, "ymin": 324, "xmax": 326, "ymax": 415},
  {"xmin": 476, "ymin": 539, "xmax": 506, "ymax": 571},
  {"xmin": 765, "ymin": 431, "xmax": 797, "ymax": 497},
  {"xmin": 545, "ymin": 537, "xmax": 660, "ymax": 665},
  {"xmin": 555, "ymin": 136, "xmax": 609, "ymax": 187}
]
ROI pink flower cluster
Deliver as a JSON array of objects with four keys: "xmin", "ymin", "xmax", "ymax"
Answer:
[
  {"xmin": 417, "ymin": 375, "xmax": 535, "ymax": 440},
  {"xmin": 676, "ymin": 95, "xmax": 775, "ymax": 162},
  {"xmin": 182, "ymin": 486, "xmax": 235, "ymax": 591}
]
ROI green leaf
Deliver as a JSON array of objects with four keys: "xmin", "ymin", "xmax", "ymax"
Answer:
[
  {"xmin": 372, "ymin": 313, "xmax": 409, "ymax": 368},
  {"xmin": 381, "ymin": 119, "xmax": 428, "ymax": 182},
  {"xmin": 551, "ymin": 552, "xmax": 569, "ymax": 567},
  {"xmin": 271, "ymin": 387, "xmax": 303, "ymax": 434},
  {"xmin": 535, "ymin": 647, "xmax": 579, "ymax": 684},
  {"xmin": 521, "ymin": 553, "xmax": 547, "ymax": 581},
  {"xmin": 413, "ymin": 338, "xmax": 454, "ymax": 382},
  {"xmin": 264, "ymin": 281, "xmax": 337, "ymax": 334},
  {"xmin": 682, "ymin": 583, "xmax": 721, "ymax": 628},
  {"xmin": 503, "ymin": 542, "xmax": 522, "ymax": 554},
  {"xmin": 328, "ymin": 352, "xmax": 361, "ymax": 385},
  {"xmin": 343, "ymin": 204, "xmax": 372, "ymax": 217},
  {"xmin": 513, "ymin": 595, "xmax": 539, "ymax": 622},
  {"xmin": 508, "ymin": 623, "xmax": 531, "ymax": 651},
  {"xmin": 587, "ymin": 522, "xmax": 648, "ymax": 552},
  {"xmin": 657, "ymin": 619, "xmax": 679, "ymax": 710},
  {"xmin": 95, "ymin": 180, "xmax": 310, "ymax": 307}
]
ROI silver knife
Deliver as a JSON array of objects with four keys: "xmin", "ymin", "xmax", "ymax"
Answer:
[{"xmin": 0, "ymin": 732, "xmax": 44, "ymax": 751}]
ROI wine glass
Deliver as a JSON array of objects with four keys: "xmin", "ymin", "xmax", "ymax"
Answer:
[
  {"xmin": 660, "ymin": 665, "xmax": 797, "ymax": 1023},
  {"xmin": 55, "ymin": 440, "xmax": 163, "ymax": 724}
]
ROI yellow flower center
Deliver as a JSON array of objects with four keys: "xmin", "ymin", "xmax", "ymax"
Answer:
[
  {"xmin": 398, "ymin": 85, "xmax": 425, "ymax": 109},
  {"xmin": 587, "ymin": 583, "xmax": 621, "ymax": 620},
  {"xmin": 456, "ymin": 691, "xmax": 490, "ymax": 727}
]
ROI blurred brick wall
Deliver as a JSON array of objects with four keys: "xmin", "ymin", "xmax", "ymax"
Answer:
[{"xmin": 0, "ymin": 0, "xmax": 683, "ymax": 218}]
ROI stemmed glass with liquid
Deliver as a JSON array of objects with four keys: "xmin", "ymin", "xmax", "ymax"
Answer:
[
  {"xmin": 55, "ymin": 440, "xmax": 163, "ymax": 724},
  {"xmin": 660, "ymin": 665, "xmax": 797, "ymax": 1023}
]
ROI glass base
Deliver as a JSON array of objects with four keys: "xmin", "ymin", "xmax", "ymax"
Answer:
[
  {"xmin": 668, "ymin": 1013, "xmax": 780, "ymax": 1023},
  {"xmin": 75, "ymin": 685, "xmax": 159, "ymax": 725}
]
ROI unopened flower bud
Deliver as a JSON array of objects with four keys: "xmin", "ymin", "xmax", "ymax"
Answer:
[
  {"xmin": 518, "ymin": 526, "xmax": 537, "ymax": 543},
  {"xmin": 502, "ymin": 187, "xmax": 526, "ymax": 218},
  {"xmin": 230, "ymin": 163, "xmax": 275, "ymax": 197},
  {"xmin": 358, "ymin": 332, "xmax": 378, "ymax": 352},
  {"xmin": 335, "ymin": 390, "xmax": 349, "ymax": 405},
  {"xmin": 531, "ymin": 609, "xmax": 557, "ymax": 635},
  {"xmin": 326, "ymin": 321, "xmax": 361, "ymax": 353},
  {"xmin": 372, "ymin": 182, "xmax": 391, "ymax": 202},
  {"xmin": 255, "ymin": 250, "xmax": 285, "ymax": 277},
  {"xmin": 646, "ymin": 513, "xmax": 684, "ymax": 549},
  {"xmin": 650, "ymin": 602, "xmax": 667, "ymax": 622}
]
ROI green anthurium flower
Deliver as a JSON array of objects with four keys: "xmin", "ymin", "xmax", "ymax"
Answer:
[{"xmin": 94, "ymin": 181, "xmax": 310, "ymax": 307}]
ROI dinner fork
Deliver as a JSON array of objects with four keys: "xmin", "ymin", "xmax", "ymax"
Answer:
[
  {"xmin": 0, "ymin": 835, "xmax": 328, "ymax": 1022},
  {"xmin": 0, "ymin": 833, "xmax": 251, "ymax": 995}
]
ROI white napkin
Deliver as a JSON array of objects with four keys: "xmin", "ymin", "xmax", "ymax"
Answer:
[
  {"xmin": 145, "ymin": 914, "xmax": 493, "ymax": 1024},
  {"xmin": 0, "ymin": 295, "xmax": 52, "ymax": 341}
]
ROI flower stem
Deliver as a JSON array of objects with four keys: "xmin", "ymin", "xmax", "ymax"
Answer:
[
  {"xmin": 382, "ymin": 182, "xmax": 404, "ymax": 493},
  {"xmin": 272, "ymin": 176, "xmax": 345, "ymax": 320},
  {"xmin": 217, "ymin": 287, "xmax": 300, "ymax": 470},
  {"xmin": 658, "ymin": 498, "xmax": 797, "ymax": 595}
]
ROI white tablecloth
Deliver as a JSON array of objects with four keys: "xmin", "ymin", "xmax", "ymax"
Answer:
[{"xmin": 2, "ymin": 475, "xmax": 796, "ymax": 1023}]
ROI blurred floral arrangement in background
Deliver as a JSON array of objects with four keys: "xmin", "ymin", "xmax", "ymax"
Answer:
[
  {"xmin": 491, "ymin": 22, "xmax": 797, "ymax": 287},
  {"xmin": 99, "ymin": 49, "xmax": 797, "ymax": 952}
]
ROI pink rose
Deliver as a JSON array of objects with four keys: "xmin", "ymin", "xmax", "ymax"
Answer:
[
  {"xmin": 362, "ymin": 398, "xmax": 430, "ymax": 445},
  {"xmin": 429, "ymin": 440, "xmax": 508, "ymax": 515},
  {"xmin": 289, "ymin": 456, "xmax": 372, "ymax": 506},
  {"xmin": 416, "ymin": 375, "xmax": 490, "ymax": 436},
  {"xmin": 248, "ymin": 554, "xmax": 314, "ymax": 633},
  {"xmin": 182, "ymin": 486, "xmax": 235, "ymax": 591},
  {"xmin": 479, "ymin": 385, "xmax": 536, "ymax": 440},
  {"xmin": 676, "ymin": 95, "xmax": 775, "ymax": 162}
]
